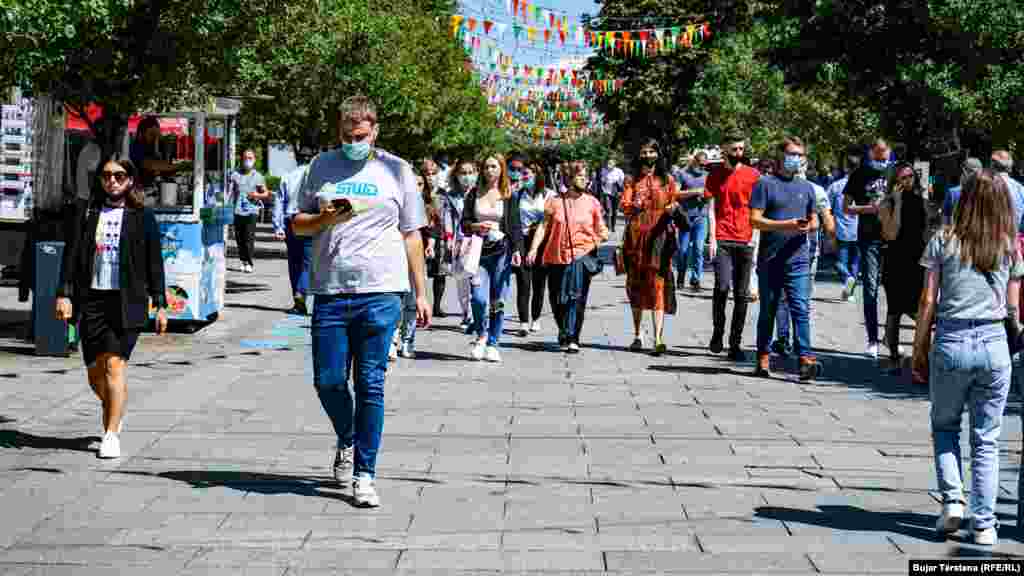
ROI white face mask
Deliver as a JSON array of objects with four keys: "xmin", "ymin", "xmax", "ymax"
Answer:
[{"xmin": 243, "ymin": 159, "xmax": 255, "ymax": 170}]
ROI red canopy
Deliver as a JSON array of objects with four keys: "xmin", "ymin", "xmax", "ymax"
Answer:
[{"xmin": 65, "ymin": 104, "xmax": 189, "ymax": 136}]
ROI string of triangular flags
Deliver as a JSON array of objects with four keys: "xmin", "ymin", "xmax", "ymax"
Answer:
[{"xmin": 451, "ymin": 14, "xmax": 711, "ymax": 58}]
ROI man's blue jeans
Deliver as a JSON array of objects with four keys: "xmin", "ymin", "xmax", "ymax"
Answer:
[
  {"xmin": 757, "ymin": 259, "xmax": 812, "ymax": 358},
  {"xmin": 859, "ymin": 240, "xmax": 882, "ymax": 343},
  {"xmin": 312, "ymin": 293, "xmax": 402, "ymax": 479},
  {"xmin": 776, "ymin": 235, "xmax": 818, "ymax": 344},
  {"xmin": 471, "ymin": 250, "xmax": 513, "ymax": 346},
  {"xmin": 930, "ymin": 321, "xmax": 1011, "ymax": 530},
  {"xmin": 835, "ymin": 240, "xmax": 860, "ymax": 286},
  {"xmin": 675, "ymin": 214, "xmax": 708, "ymax": 282},
  {"xmin": 285, "ymin": 219, "xmax": 313, "ymax": 297}
]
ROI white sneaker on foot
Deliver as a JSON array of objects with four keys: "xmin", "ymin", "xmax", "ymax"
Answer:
[
  {"xmin": 841, "ymin": 277, "xmax": 856, "ymax": 300},
  {"xmin": 519, "ymin": 322, "xmax": 530, "ymax": 337},
  {"xmin": 484, "ymin": 346, "xmax": 501, "ymax": 363},
  {"xmin": 470, "ymin": 340, "xmax": 486, "ymax": 361},
  {"xmin": 974, "ymin": 526, "xmax": 997, "ymax": 546},
  {"xmin": 935, "ymin": 501, "xmax": 964, "ymax": 534},
  {"xmin": 333, "ymin": 444, "xmax": 354, "ymax": 485},
  {"xmin": 98, "ymin": 432, "xmax": 121, "ymax": 459},
  {"xmin": 529, "ymin": 320, "xmax": 540, "ymax": 333},
  {"xmin": 353, "ymin": 474, "xmax": 380, "ymax": 507},
  {"xmin": 866, "ymin": 341, "xmax": 879, "ymax": 359},
  {"xmin": 389, "ymin": 338, "xmax": 399, "ymax": 360}
]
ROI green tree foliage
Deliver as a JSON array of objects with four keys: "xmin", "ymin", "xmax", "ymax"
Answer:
[
  {"xmin": 0, "ymin": 0, "xmax": 262, "ymax": 153},
  {"xmin": 770, "ymin": 0, "xmax": 1024, "ymax": 156},
  {"xmin": 230, "ymin": 0, "xmax": 505, "ymax": 160}
]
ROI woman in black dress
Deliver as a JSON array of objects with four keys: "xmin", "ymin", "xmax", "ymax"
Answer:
[
  {"xmin": 56, "ymin": 155, "xmax": 167, "ymax": 459},
  {"xmin": 879, "ymin": 162, "xmax": 928, "ymax": 370}
]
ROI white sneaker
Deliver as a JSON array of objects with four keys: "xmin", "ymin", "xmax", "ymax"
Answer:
[
  {"xmin": 866, "ymin": 342, "xmax": 879, "ymax": 359},
  {"xmin": 98, "ymin": 432, "xmax": 121, "ymax": 459},
  {"xmin": 529, "ymin": 320, "xmax": 540, "ymax": 333},
  {"xmin": 353, "ymin": 474, "xmax": 380, "ymax": 507},
  {"xmin": 567, "ymin": 342, "xmax": 580, "ymax": 354},
  {"xmin": 841, "ymin": 277, "xmax": 856, "ymax": 300},
  {"xmin": 936, "ymin": 501, "xmax": 964, "ymax": 534},
  {"xmin": 333, "ymin": 444, "xmax": 354, "ymax": 485},
  {"xmin": 389, "ymin": 339, "xmax": 399, "ymax": 360},
  {"xmin": 398, "ymin": 343, "xmax": 415, "ymax": 359},
  {"xmin": 519, "ymin": 322, "xmax": 530, "ymax": 337},
  {"xmin": 484, "ymin": 346, "xmax": 501, "ymax": 363},
  {"xmin": 974, "ymin": 526, "xmax": 998, "ymax": 546},
  {"xmin": 470, "ymin": 340, "xmax": 486, "ymax": 361}
]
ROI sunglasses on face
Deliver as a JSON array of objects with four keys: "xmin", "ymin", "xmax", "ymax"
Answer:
[{"xmin": 101, "ymin": 171, "xmax": 129, "ymax": 184}]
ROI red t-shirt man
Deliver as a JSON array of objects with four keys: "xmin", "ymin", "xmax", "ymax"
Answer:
[{"xmin": 704, "ymin": 164, "xmax": 761, "ymax": 244}]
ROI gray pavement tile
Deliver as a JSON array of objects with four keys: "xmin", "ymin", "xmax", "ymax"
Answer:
[
  {"xmin": 501, "ymin": 550, "xmax": 604, "ymax": 571},
  {"xmin": 603, "ymin": 551, "xmax": 816, "ymax": 572},
  {"xmin": 114, "ymin": 512, "xmax": 229, "ymax": 547},
  {"xmin": 396, "ymin": 550, "xmax": 502, "ymax": 571},
  {"xmin": 178, "ymin": 568, "xmax": 287, "ymax": 576},
  {"xmin": 805, "ymin": 551, "xmax": 908, "ymax": 574},
  {"xmin": 0, "ymin": 544, "xmax": 198, "ymax": 567},
  {"xmin": 595, "ymin": 521, "xmax": 697, "ymax": 551}
]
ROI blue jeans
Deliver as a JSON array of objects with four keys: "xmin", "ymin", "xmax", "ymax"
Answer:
[
  {"xmin": 776, "ymin": 244, "xmax": 818, "ymax": 344},
  {"xmin": 285, "ymin": 219, "xmax": 313, "ymax": 297},
  {"xmin": 930, "ymin": 321, "xmax": 1011, "ymax": 530},
  {"xmin": 674, "ymin": 214, "xmax": 708, "ymax": 282},
  {"xmin": 311, "ymin": 293, "xmax": 402, "ymax": 478},
  {"xmin": 399, "ymin": 291, "xmax": 417, "ymax": 347},
  {"xmin": 859, "ymin": 240, "xmax": 882, "ymax": 343},
  {"xmin": 471, "ymin": 250, "xmax": 513, "ymax": 346},
  {"xmin": 757, "ymin": 258, "xmax": 812, "ymax": 358},
  {"xmin": 835, "ymin": 240, "xmax": 860, "ymax": 285}
]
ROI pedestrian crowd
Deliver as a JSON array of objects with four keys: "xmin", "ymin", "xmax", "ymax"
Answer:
[{"xmin": 52, "ymin": 94, "xmax": 1024, "ymax": 547}]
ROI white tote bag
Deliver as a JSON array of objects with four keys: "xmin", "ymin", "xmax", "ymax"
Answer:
[{"xmin": 454, "ymin": 235, "xmax": 483, "ymax": 278}]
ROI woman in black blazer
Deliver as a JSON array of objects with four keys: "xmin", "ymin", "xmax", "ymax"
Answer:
[{"xmin": 56, "ymin": 155, "xmax": 167, "ymax": 459}]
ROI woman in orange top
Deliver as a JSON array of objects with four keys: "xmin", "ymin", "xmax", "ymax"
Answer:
[
  {"xmin": 621, "ymin": 139, "xmax": 683, "ymax": 355},
  {"xmin": 526, "ymin": 163, "xmax": 609, "ymax": 353}
]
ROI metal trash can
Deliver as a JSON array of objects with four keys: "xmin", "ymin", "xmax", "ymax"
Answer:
[{"xmin": 32, "ymin": 241, "xmax": 69, "ymax": 356}]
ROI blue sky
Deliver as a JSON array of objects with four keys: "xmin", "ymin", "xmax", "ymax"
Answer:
[{"xmin": 459, "ymin": 0, "xmax": 600, "ymax": 67}]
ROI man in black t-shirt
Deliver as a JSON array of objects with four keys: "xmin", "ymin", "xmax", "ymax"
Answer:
[{"xmin": 843, "ymin": 139, "xmax": 893, "ymax": 359}]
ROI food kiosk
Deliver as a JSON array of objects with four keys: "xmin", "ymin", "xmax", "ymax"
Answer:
[{"xmin": 122, "ymin": 97, "xmax": 243, "ymax": 326}]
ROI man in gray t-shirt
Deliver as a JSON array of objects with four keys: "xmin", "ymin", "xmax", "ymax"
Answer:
[{"xmin": 292, "ymin": 95, "xmax": 429, "ymax": 508}]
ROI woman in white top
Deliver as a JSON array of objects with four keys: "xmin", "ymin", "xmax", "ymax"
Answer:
[{"xmin": 513, "ymin": 159, "xmax": 556, "ymax": 336}]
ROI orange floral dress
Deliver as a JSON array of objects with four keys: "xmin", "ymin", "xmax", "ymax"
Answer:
[{"xmin": 621, "ymin": 173, "xmax": 680, "ymax": 312}]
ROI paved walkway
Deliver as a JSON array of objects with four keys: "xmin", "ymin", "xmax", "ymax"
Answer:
[{"xmin": 0, "ymin": 225, "xmax": 1022, "ymax": 574}]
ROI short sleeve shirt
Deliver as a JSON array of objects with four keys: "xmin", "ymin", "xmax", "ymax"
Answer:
[
  {"xmin": 679, "ymin": 168, "xmax": 709, "ymax": 220},
  {"xmin": 704, "ymin": 164, "xmax": 760, "ymax": 244},
  {"xmin": 91, "ymin": 207, "xmax": 124, "ymax": 290},
  {"xmin": 298, "ymin": 148, "xmax": 426, "ymax": 295},
  {"xmin": 921, "ymin": 232, "xmax": 1024, "ymax": 320},
  {"xmin": 749, "ymin": 175, "xmax": 816, "ymax": 265},
  {"xmin": 844, "ymin": 165, "xmax": 889, "ymax": 242},
  {"xmin": 829, "ymin": 177, "xmax": 858, "ymax": 242},
  {"xmin": 541, "ymin": 194, "xmax": 606, "ymax": 265},
  {"xmin": 232, "ymin": 170, "xmax": 267, "ymax": 216}
]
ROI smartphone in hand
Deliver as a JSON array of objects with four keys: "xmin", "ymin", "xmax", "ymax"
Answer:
[{"xmin": 331, "ymin": 198, "xmax": 353, "ymax": 214}]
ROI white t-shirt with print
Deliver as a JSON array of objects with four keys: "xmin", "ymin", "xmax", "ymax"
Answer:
[
  {"xmin": 298, "ymin": 148, "xmax": 426, "ymax": 295},
  {"xmin": 91, "ymin": 207, "xmax": 124, "ymax": 290}
]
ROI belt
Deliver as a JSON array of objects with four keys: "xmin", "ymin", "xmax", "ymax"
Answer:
[{"xmin": 938, "ymin": 317, "xmax": 1003, "ymax": 329}]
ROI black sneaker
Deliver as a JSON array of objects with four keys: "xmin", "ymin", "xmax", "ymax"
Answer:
[
  {"xmin": 754, "ymin": 366, "xmax": 771, "ymax": 378},
  {"xmin": 709, "ymin": 335, "xmax": 724, "ymax": 354},
  {"xmin": 727, "ymin": 348, "xmax": 747, "ymax": 362},
  {"xmin": 771, "ymin": 339, "xmax": 791, "ymax": 357},
  {"xmin": 799, "ymin": 360, "xmax": 822, "ymax": 381},
  {"xmin": 690, "ymin": 280, "xmax": 702, "ymax": 292}
]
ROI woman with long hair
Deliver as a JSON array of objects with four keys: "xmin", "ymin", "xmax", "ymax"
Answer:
[
  {"xmin": 526, "ymin": 163, "xmax": 609, "ymax": 352},
  {"xmin": 620, "ymin": 138, "xmax": 682, "ymax": 355},
  {"xmin": 879, "ymin": 162, "xmax": 929, "ymax": 371},
  {"xmin": 437, "ymin": 158, "xmax": 478, "ymax": 328},
  {"xmin": 514, "ymin": 160, "xmax": 556, "ymax": 336},
  {"xmin": 913, "ymin": 170, "xmax": 1022, "ymax": 547},
  {"xmin": 55, "ymin": 155, "xmax": 167, "ymax": 459},
  {"xmin": 462, "ymin": 154, "xmax": 524, "ymax": 362}
]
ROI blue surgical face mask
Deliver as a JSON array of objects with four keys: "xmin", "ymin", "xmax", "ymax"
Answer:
[
  {"xmin": 869, "ymin": 158, "xmax": 889, "ymax": 171},
  {"xmin": 458, "ymin": 174, "xmax": 478, "ymax": 190},
  {"xmin": 342, "ymin": 141, "xmax": 371, "ymax": 161},
  {"xmin": 508, "ymin": 170, "xmax": 522, "ymax": 182},
  {"xmin": 782, "ymin": 155, "xmax": 803, "ymax": 175},
  {"xmin": 523, "ymin": 176, "xmax": 536, "ymax": 191}
]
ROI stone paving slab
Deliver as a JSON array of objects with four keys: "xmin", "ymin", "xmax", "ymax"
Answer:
[{"xmin": 3, "ymin": 230, "xmax": 1024, "ymax": 572}]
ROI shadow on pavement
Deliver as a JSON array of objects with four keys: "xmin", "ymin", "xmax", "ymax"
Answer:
[
  {"xmin": 225, "ymin": 281, "xmax": 273, "ymax": 295},
  {"xmin": 224, "ymin": 303, "xmax": 291, "ymax": 314},
  {"xmin": 0, "ymin": 429, "xmax": 99, "ymax": 454},
  {"xmin": 755, "ymin": 505, "xmax": 942, "ymax": 543},
  {"xmin": 403, "ymin": 350, "xmax": 466, "ymax": 362},
  {"xmin": 113, "ymin": 469, "xmax": 359, "ymax": 506}
]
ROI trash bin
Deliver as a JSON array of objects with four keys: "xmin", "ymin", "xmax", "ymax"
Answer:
[{"xmin": 32, "ymin": 241, "xmax": 69, "ymax": 356}]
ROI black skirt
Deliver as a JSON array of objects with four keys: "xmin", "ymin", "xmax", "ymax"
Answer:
[{"xmin": 80, "ymin": 290, "xmax": 140, "ymax": 366}]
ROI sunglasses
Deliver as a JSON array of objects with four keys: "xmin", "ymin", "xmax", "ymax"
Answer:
[{"xmin": 101, "ymin": 171, "xmax": 130, "ymax": 184}]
